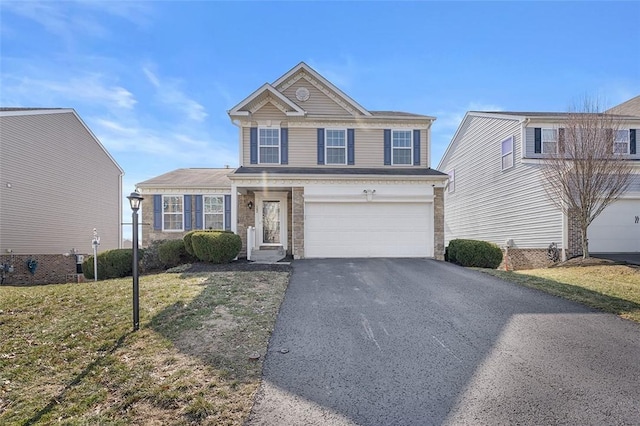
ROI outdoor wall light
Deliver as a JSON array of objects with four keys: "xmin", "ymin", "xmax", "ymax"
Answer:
[{"xmin": 248, "ymin": 201, "xmax": 253, "ymax": 210}]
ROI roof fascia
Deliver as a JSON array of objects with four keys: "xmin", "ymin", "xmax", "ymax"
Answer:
[
  {"xmin": 0, "ymin": 108, "xmax": 74, "ymax": 117},
  {"xmin": 272, "ymin": 62, "xmax": 372, "ymax": 117},
  {"xmin": 227, "ymin": 83, "xmax": 305, "ymax": 117}
]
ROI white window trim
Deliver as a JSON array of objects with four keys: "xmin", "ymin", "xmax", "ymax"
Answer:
[
  {"xmin": 391, "ymin": 129, "xmax": 413, "ymax": 166},
  {"xmin": 325, "ymin": 128, "xmax": 347, "ymax": 165},
  {"xmin": 541, "ymin": 128, "xmax": 558, "ymax": 154},
  {"xmin": 162, "ymin": 195, "xmax": 184, "ymax": 232},
  {"xmin": 447, "ymin": 169, "xmax": 455, "ymax": 193},
  {"xmin": 614, "ymin": 129, "xmax": 630, "ymax": 155},
  {"xmin": 257, "ymin": 126, "xmax": 281, "ymax": 165},
  {"xmin": 203, "ymin": 195, "xmax": 225, "ymax": 230},
  {"xmin": 501, "ymin": 136, "xmax": 514, "ymax": 171}
]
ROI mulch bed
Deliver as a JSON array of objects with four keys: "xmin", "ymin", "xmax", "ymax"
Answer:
[
  {"xmin": 183, "ymin": 258, "xmax": 293, "ymax": 273},
  {"xmin": 552, "ymin": 257, "xmax": 625, "ymax": 268}
]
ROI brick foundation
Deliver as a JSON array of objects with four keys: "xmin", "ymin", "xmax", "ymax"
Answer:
[{"xmin": 0, "ymin": 254, "xmax": 86, "ymax": 285}]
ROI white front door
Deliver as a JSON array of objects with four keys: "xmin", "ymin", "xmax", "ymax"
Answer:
[{"xmin": 255, "ymin": 192, "xmax": 288, "ymax": 249}]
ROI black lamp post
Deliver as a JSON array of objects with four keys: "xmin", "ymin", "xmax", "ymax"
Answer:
[{"xmin": 127, "ymin": 191, "xmax": 144, "ymax": 331}]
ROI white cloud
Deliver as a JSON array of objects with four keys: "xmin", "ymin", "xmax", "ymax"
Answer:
[
  {"xmin": 2, "ymin": 74, "xmax": 136, "ymax": 110},
  {"xmin": 142, "ymin": 65, "xmax": 208, "ymax": 122}
]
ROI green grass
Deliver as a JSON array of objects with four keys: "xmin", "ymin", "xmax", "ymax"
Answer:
[
  {"xmin": 482, "ymin": 265, "xmax": 640, "ymax": 322},
  {"xmin": 0, "ymin": 270, "xmax": 289, "ymax": 425}
]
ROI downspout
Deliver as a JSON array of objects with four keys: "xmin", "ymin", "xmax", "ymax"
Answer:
[{"xmin": 119, "ymin": 172, "xmax": 124, "ymax": 249}]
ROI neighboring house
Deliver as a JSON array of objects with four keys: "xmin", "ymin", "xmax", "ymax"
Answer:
[
  {"xmin": 0, "ymin": 108, "xmax": 124, "ymax": 283},
  {"xmin": 438, "ymin": 100, "xmax": 640, "ymax": 269},
  {"xmin": 136, "ymin": 168, "xmax": 233, "ymax": 246},
  {"xmin": 227, "ymin": 62, "xmax": 448, "ymax": 259}
]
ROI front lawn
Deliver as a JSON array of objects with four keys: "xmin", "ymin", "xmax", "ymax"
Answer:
[
  {"xmin": 0, "ymin": 269, "xmax": 289, "ymax": 425},
  {"xmin": 483, "ymin": 264, "xmax": 640, "ymax": 323}
]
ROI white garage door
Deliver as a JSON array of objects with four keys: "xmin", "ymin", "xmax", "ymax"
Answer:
[
  {"xmin": 305, "ymin": 202, "xmax": 433, "ymax": 258},
  {"xmin": 589, "ymin": 199, "xmax": 640, "ymax": 252}
]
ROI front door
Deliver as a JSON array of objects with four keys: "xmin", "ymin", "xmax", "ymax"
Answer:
[
  {"xmin": 262, "ymin": 201, "xmax": 281, "ymax": 244},
  {"xmin": 255, "ymin": 192, "xmax": 288, "ymax": 249}
]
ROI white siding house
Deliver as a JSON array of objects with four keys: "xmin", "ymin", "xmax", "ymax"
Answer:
[{"xmin": 438, "ymin": 108, "xmax": 640, "ymax": 269}]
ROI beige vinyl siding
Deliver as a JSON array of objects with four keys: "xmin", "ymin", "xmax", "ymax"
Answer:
[
  {"xmin": 0, "ymin": 112, "xmax": 122, "ymax": 254},
  {"xmin": 242, "ymin": 126, "xmax": 429, "ymax": 168},
  {"xmin": 441, "ymin": 115, "xmax": 562, "ymax": 249},
  {"xmin": 251, "ymin": 102, "xmax": 288, "ymax": 121},
  {"xmin": 282, "ymin": 82, "xmax": 353, "ymax": 116}
]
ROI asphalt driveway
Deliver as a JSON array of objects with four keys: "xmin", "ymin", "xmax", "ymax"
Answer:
[{"xmin": 247, "ymin": 258, "xmax": 640, "ymax": 425}]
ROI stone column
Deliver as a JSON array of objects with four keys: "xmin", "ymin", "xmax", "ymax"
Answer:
[
  {"xmin": 292, "ymin": 187, "xmax": 305, "ymax": 259},
  {"xmin": 433, "ymin": 187, "xmax": 445, "ymax": 260}
]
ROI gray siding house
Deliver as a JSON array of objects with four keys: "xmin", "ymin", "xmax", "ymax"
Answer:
[
  {"xmin": 0, "ymin": 108, "xmax": 123, "ymax": 283},
  {"xmin": 438, "ymin": 104, "xmax": 640, "ymax": 269}
]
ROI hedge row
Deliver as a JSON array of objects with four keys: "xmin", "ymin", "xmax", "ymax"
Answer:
[{"xmin": 446, "ymin": 239, "xmax": 503, "ymax": 269}]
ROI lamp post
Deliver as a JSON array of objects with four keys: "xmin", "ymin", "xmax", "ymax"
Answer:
[
  {"xmin": 127, "ymin": 191, "xmax": 144, "ymax": 331},
  {"xmin": 92, "ymin": 229, "xmax": 100, "ymax": 282}
]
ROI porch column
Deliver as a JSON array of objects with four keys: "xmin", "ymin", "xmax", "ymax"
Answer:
[{"xmin": 292, "ymin": 187, "xmax": 305, "ymax": 259}]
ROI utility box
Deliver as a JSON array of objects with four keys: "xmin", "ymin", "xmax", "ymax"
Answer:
[{"xmin": 76, "ymin": 255, "xmax": 84, "ymax": 273}]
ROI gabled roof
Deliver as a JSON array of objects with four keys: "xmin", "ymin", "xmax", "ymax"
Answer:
[
  {"xmin": 0, "ymin": 107, "xmax": 124, "ymax": 175},
  {"xmin": 272, "ymin": 62, "xmax": 372, "ymax": 117},
  {"xmin": 136, "ymin": 168, "xmax": 234, "ymax": 189},
  {"xmin": 606, "ymin": 95, "xmax": 640, "ymax": 117},
  {"xmin": 227, "ymin": 83, "xmax": 306, "ymax": 117}
]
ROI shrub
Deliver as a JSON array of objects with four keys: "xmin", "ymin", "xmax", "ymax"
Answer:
[
  {"xmin": 446, "ymin": 239, "xmax": 503, "ymax": 269},
  {"xmin": 191, "ymin": 231, "xmax": 242, "ymax": 264},
  {"xmin": 184, "ymin": 229, "xmax": 234, "ymax": 257},
  {"xmin": 158, "ymin": 239, "xmax": 191, "ymax": 269},
  {"xmin": 141, "ymin": 240, "xmax": 165, "ymax": 273},
  {"xmin": 82, "ymin": 249, "xmax": 134, "ymax": 280}
]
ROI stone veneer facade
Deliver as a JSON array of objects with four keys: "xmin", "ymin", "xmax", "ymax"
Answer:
[
  {"xmin": 292, "ymin": 187, "xmax": 305, "ymax": 259},
  {"xmin": 433, "ymin": 187, "xmax": 445, "ymax": 260}
]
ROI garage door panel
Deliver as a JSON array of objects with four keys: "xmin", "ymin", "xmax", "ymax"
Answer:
[
  {"xmin": 305, "ymin": 202, "xmax": 432, "ymax": 258},
  {"xmin": 589, "ymin": 199, "xmax": 640, "ymax": 252}
]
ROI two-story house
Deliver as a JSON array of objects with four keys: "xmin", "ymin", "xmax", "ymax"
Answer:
[
  {"xmin": 138, "ymin": 62, "xmax": 448, "ymax": 259},
  {"xmin": 0, "ymin": 108, "xmax": 124, "ymax": 284},
  {"xmin": 438, "ymin": 99, "xmax": 640, "ymax": 270}
]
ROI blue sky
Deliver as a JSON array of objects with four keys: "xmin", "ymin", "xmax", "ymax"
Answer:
[{"xmin": 2, "ymin": 1, "xmax": 639, "ymax": 222}]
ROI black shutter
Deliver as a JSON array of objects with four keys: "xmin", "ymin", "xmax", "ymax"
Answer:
[
  {"xmin": 317, "ymin": 128, "xmax": 325, "ymax": 165},
  {"xmin": 631, "ymin": 129, "xmax": 637, "ymax": 155},
  {"xmin": 347, "ymin": 129, "xmax": 355, "ymax": 165},
  {"xmin": 534, "ymin": 128, "xmax": 542, "ymax": 154},
  {"xmin": 558, "ymin": 128, "xmax": 565, "ymax": 153},
  {"xmin": 281, "ymin": 128, "xmax": 288, "ymax": 164},
  {"xmin": 250, "ymin": 127, "xmax": 258, "ymax": 164},
  {"xmin": 383, "ymin": 129, "xmax": 391, "ymax": 165},
  {"xmin": 413, "ymin": 129, "xmax": 421, "ymax": 165}
]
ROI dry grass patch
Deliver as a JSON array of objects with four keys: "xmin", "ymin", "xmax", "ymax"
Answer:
[
  {"xmin": 0, "ymin": 270, "xmax": 289, "ymax": 425},
  {"xmin": 483, "ymin": 264, "xmax": 640, "ymax": 322}
]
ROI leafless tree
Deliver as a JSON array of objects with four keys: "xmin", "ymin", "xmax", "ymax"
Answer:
[{"xmin": 541, "ymin": 98, "xmax": 634, "ymax": 259}]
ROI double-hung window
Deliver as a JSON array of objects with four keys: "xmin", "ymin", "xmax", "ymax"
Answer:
[
  {"xmin": 203, "ymin": 196, "xmax": 224, "ymax": 230},
  {"xmin": 163, "ymin": 195, "xmax": 183, "ymax": 231},
  {"xmin": 259, "ymin": 128, "xmax": 280, "ymax": 164},
  {"xmin": 501, "ymin": 137, "xmax": 514, "ymax": 170},
  {"xmin": 542, "ymin": 128, "xmax": 558, "ymax": 154},
  {"xmin": 614, "ymin": 129, "xmax": 630, "ymax": 154},
  {"xmin": 392, "ymin": 130, "xmax": 412, "ymax": 165},
  {"xmin": 447, "ymin": 169, "xmax": 455, "ymax": 193},
  {"xmin": 325, "ymin": 129, "xmax": 346, "ymax": 164}
]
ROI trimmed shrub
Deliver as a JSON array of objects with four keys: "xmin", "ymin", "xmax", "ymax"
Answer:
[
  {"xmin": 183, "ymin": 231, "xmax": 197, "ymax": 256},
  {"xmin": 158, "ymin": 239, "xmax": 191, "ymax": 269},
  {"xmin": 191, "ymin": 231, "xmax": 242, "ymax": 264},
  {"xmin": 82, "ymin": 249, "xmax": 134, "ymax": 280},
  {"xmin": 446, "ymin": 239, "xmax": 503, "ymax": 269}
]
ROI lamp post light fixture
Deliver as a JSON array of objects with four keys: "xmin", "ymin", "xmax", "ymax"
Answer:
[
  {"xmin": 91, "ymin": 229, "xmax": 100, "ymax": 282},
  {"xmin": 127, "ymin": 191, "xmax": 144, "ymax": 331}
]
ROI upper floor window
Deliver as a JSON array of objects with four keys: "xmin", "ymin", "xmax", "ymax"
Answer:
[
  {"xmin": 614, "ymin": 130, "xmax": 630, "ymax": 154},
  {"xmin": 163, "ymin": 195, "xmax": 183, "ymax": 231},
  {"xmin": 204, "ymin": 196, "xmax": 224, "ymax": 230},
  {"xmin": 392, "ymin": 130, "xmax": 412, "ymax": 165},
  {"xmin": 447, "ymin": 169, "xmax": 455, "ymax": 193},
  {"xmin": 542, "ymin": 128, "xmax": 558, "ymax": 154},
  {"xmin": 501, "ymin": 136, "xmax": 514, "ymax": 170},
  {"xmin": 259, "ymin": 128, "xmax": 280, "ymax": 164},
  {"xmin": 326, "ymin": 129, "xmax": 347, "ymax": 165}
]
